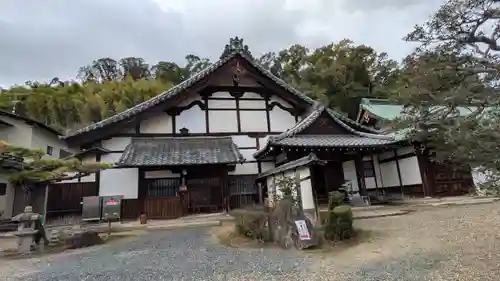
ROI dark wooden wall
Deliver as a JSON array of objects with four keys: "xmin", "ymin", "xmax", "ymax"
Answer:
[{"xmin": 46, "ymin": 182, "xmax": 98, "ymax": 219}]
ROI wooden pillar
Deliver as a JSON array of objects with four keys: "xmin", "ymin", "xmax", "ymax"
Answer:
[
  {"xmin": 138, "ymin": 169, "xmax": 147, "ymax": 215},
  {"xmin": 221, "ymin": 167, "xmax": 229, "ymax": 212},
  {"xmin": 354, "ymin": 153, "xmax": 367, "ymax": 196},
  {"xmin": 95, "ymin": 153, "xmax": 102, "ymax": 195},
  {"xmin": 393, "ymin": 149, "xmax": 404, "ymax": 198},
  {"xmin": 417, "ymin": 152, "xmax": 433, "ymax": 197},
  {"xmin": 371, "ymin": 154, "xmax": 380, "ymax": 196}
]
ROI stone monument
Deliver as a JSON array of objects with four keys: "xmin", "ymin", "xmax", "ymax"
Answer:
[{"xmin": 11, "ymin": 206, "xmax": 40, "ymax": 255}]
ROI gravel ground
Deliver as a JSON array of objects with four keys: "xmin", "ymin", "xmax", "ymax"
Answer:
[{"xmin": 2, "ymin": 202, "xmax": 500, "ymax": 281}]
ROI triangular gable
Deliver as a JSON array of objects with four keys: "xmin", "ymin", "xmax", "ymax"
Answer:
[
  {"xmin": 62, "ymin": 37, "xmax": 318, "ymax": 141},
  {"xmin": 253, "ymin": 104, "xmax": 396, "ymax": 158},
  {"xmin": 274, "ymin": 104, "xmax": 387, "ymax": 139}
]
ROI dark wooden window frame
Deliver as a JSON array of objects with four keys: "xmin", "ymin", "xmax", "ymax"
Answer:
[
  {"xmin": 46, "ymin": 146, "xmax": 53, "ymax": 155},
  {"xmin": 0, "ymin": 183, "xmax": 6, "ymax": 196},
  {"xmin": 363, "ymin": 160, "xmax": 375, "ymax": 178}
]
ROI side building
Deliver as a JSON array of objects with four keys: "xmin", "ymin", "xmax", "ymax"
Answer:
[
  {"xmin": 356, "ymin": 98, "xmax": 474, "ymax": 196},
  {"xmin": 0, "ymin": 110, "xmax": 73, "ymax": 218}
]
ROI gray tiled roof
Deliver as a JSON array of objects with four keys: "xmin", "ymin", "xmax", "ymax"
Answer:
[
  {"xmin": 254, "ymin": 104, "xmax": 398, "ymax": 158},
  {"xmin": 61, "ymin": 39, "xmax": 382, "ymax": 140},
  {"xmin": 118, "ymin": 136, "xmax": 244, "ymax": 166},
  {"xmin": 256, "ymin": 153, "xmax": 326, "ymax": 179},
  {"xmin": 273, "ymin": 135, "xmax": 398, "ymax": 147},
  {"xmin": 62, "ymin": 48, "xmax": 322, "ymax": 140}
]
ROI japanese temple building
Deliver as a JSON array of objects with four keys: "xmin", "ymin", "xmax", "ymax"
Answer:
[{"xmin": 50, "ymin": 38, "xmax": 473, "ymax": 220}]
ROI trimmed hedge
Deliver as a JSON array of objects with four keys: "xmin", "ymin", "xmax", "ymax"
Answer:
[
  {"xmin": 323, "ymin": 205, "xmax": 354, "ymax": 241},
  {"xmin": 328, "ymin": 191, "xmax": 346, "ymax": 211}
]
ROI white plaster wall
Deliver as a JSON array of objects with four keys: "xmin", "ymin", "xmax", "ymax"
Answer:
[
  {"xmin": 211, "ymin": 91, "xmax": 233, "ymax": 98},
  {"xmin": 260, "ymin": 161, "xmax": 275, "ymax": 173},
  {"xmin": 208, "ymin": 110, "xmax": 238, "ymax": 132},
  {"xmin": 230, "ymin": 162, "xmax": 259, "ymax": 175},
  {"xmin": 240, "ymin": 111, "xmax": 268, "ymax": 132},
  {"xmin": 144, "ymin": 170, "xmax": 180, "ymax": 179},
  {"xmin": 297, "ymin": 167, "xmax": 314, "ymax": 210},
  {"xmin": 231, "ymin": 135, "xmax": 256, "ymax": 148},
  {"xmin": 140, "ymin": 113, "xmax": 173, "ymax": 134},
  {"xmin": 0, "ymin": 115, "xmax": 32, "ymax": 148},
  {"xmin": 99, "ymin": 168, "xmax": 139, "ymax": 199},
  {"xmin": 239, "ymin": 148, "xmax": 257, "ymax": 161},
  {"xmin": 342, "ymin": 160, "xmax": 359, "ymax": 192},
  {"xmin": 101, "ymin": 137, "xmax": 131, "ymax": 151},
  {"xmin": 31, "ymin": 127, "xmax": 71, "ymax": 159},
  {"xmin": 269, "ymin": 107, "xmax": 296, "ymax": 132},
  {"xmin": 178, "ymin": 106, "xmax": 206, "ymax": 133},
  {"xmin": 241, "ymin": 92, "xmax": 263, "ymax": 99},
  {"xmin": 101, "ymin": 153, "xmax": 124, "ymax": 164},
  {"xmin": 399, "ymin": 157, "xmax": 422, "ymax": 185},
  {"xmin": 239, "ymin": 100, "xmax": 266, "ymax": 109},
  {"xmin": 207, "ymin": 99, "xmax": 236, "ymax": 109},
  {"xmin": 379, "ymin": 162, "xmax": 400, "ymax": 187}
]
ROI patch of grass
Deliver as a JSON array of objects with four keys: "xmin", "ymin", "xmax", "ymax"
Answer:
[
  {"xmin": 212, "ymin": 221, "xmax": 374, "ymax": 254},
  {"xmin": 211, "ymin": 222, "xmax": 276, "ymax": 249}
]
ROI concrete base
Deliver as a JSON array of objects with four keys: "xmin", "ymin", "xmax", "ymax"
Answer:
[{"xmin": 16, "ymin": 235, "xmax": 33, "ymax": 255}]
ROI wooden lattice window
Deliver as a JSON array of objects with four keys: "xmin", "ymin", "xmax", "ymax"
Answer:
[{"xmin": 363, "ymin": 160, "xmax": 375, "ymax": 178}]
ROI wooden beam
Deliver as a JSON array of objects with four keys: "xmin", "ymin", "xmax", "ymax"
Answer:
[{"xmin": 354, "ymin": 154, "xmax": 367, "ymax": 196}]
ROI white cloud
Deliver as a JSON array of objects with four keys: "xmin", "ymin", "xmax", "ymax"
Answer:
[{"xmin": 0, "ymin": 0, "xmax": 445, "ymax": 86}]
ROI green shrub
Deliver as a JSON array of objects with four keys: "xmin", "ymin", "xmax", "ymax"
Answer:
[
  {"xmin": 229, "ymin": 208, "xmax": 270, "ymax": 241},
  {"xmin": 323, "ymin": 205, "xmax": 354, "ymax": 241},
  {"xmin": 328, "ymin": 191, "xmax": 346, "ymax": 211}
]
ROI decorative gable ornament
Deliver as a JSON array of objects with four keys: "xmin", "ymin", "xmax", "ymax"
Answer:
[{"xmin": 220, "ymin": 37, "xmax": 253, "ymax": 59}]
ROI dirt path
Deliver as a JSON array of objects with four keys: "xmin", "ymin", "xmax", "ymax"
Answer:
[
  {"xmin": 308, "ymin": 202, "xmax": 500, "ymax": 280},
  {"xmin": 2, "ymin": 202, "xmax": 499, "ymax": 280}
]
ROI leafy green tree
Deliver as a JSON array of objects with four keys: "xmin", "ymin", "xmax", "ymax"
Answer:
[
  {"xmin": 0, "ymin": 141, "xmax": 112, "ymax": 205},
  {"xmin": 392, "ymin": 0, "xmax": 500, "ymax": 189},
  {"xmin": 77, "ymin": 58, "xmax": 121, "ymax": 82},
  {"xmin": 151, "ymin": 61, "xmax": 185, "ymax": 84},
  {"xmin": 119, "ymin": 57, "xmax": 151, "ymax": 80}
]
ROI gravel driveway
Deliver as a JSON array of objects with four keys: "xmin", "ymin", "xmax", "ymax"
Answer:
[{"xmin": 2, "ymin": 202, "xmax": 500, "ymax": 281}]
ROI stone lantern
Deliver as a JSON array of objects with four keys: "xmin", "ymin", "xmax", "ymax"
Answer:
[{"xmin": 11, "ymin": 206, "xmax": 40, "ymax": 254}]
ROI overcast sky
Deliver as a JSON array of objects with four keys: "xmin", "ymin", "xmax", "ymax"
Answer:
[{"xmin": 0, "ymin": 0, "xmax": 444, "ymax": 87}]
